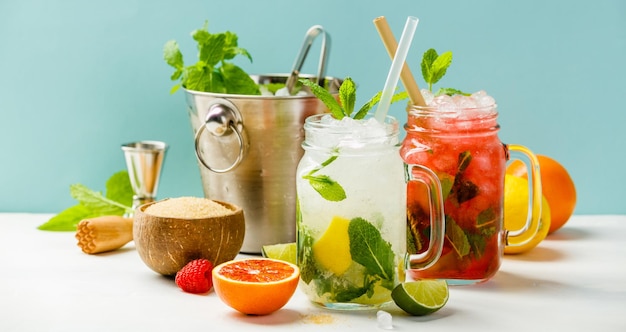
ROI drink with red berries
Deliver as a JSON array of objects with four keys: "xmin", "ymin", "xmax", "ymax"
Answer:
[{"xmin": 401, "ymin": 91, "xmax": 542, "ymax": 284}]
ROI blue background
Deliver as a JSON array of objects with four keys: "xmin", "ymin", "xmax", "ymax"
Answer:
[{"xmin": 1, "ymin": 0, "xmax": 624, "ymax": 215}]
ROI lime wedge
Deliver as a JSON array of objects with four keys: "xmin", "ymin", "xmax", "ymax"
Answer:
[
  {"xmin": 391, "ymin": 280, "xmax": 449, "ymax": 316},
  {"xmin": 262, "ymin": 242, "xmax": 297, "ymax": 265}
]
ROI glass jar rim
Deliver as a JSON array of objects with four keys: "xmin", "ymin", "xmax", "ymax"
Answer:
[
  {"xmin": 407, "ymin": 103, "xmax": 498, "ymax": 119},
  {"xmin": 302, "ymin": 113, "xmax": 400, "ymax": 151}
]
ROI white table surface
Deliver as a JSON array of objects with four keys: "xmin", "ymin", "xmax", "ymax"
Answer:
[{"xmin": 1, "ymin": 213, "xmax": 625, "ymax": 331}]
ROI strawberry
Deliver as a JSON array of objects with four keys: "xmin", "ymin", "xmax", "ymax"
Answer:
[{"xmin": 175, "ymin": 259, "xmax": 214, "ymax": 294}]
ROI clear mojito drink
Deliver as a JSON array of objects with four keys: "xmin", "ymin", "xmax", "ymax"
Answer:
[
  {"xmin": 296, "ymin": 114, "xmax": 406, "ymax": 309},
  {"xmin": 400, "ymin": 91, "xmax": 506, "ymax": 284}
]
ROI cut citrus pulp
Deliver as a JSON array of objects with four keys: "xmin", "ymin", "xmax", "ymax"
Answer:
[
  {"xmin": 262, "ymin": 242, "xmax": 296, "ymax": 265},
  {"xmin": 391, "ymin": 280, "xmax": 449, "ymax": 316},
  {"xmin": 212, "ymin": 258, "xmax": 300, "ymax": 315}
]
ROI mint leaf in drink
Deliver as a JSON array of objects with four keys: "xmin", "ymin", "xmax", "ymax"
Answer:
[
  {"xmin": 164, "ymin": 21, "xmax": 260, "ymax": 95},
  {"xmin": 436, "ymin": 87, "xmax": 470, "ymax": 96},
  {"xmin": 303, "ymin": 174, "xmax": 347, "ymax": 202},
  {"xmin": 302, "ymin": 152, "xmax": 346, "ymax": 201},
  {"xmin": 38, "ymin": 171, "xmax": 134, "ymax": 231},
  {"xmin": 348, "ymin": 217, "xmax": 395, "ymax": 285},
  {"xmin": 300, "ymin": 79, "xmax": 344, "ymax": 119},
  {"xmin": 353, "ymin": 91, "xmax": 381, "ymax": 120},
  {"xmin": 445, "ymin": 217, "xmax": 470, "ymax": 258},
  {"xmin": 301, "ymin": 78, "xmax": 408, "ymax": 120},
  {"xmin": 339, "ymin": 77, "xmax": 357, "ymax": 117},
  {"xmin": 450, "ymin": 151, "xmax": 479, "ymax": 204},
  {"xmin": 297, "ymin": 224, "xmax": 319, "ymax": 284},
  {"xmin": 477, "ymin": 207, "xmax": 497, "ymax": 228},
  {"xmin": 421, "ymin": 48, "xmax": 453, "ymax": 91}
]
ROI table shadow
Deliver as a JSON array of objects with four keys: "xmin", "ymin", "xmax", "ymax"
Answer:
[
  {"xmin": 545, "ymin": 226, "xmax": 590, "ymax": 241},
  {"xmin": 456, "ymin": 270, "xmax": 566, "ymax": 294},
  {"xmin": 226, "ymin": 308, "xmax": 302, "ymax": 325},
  {"xmin": 504, "ymin": 246, "xmax": 565, "ymax": 262}
]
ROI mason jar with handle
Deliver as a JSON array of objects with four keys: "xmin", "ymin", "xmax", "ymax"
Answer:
[
  {"xmin": 296, "ymin": 113, "xmax": 445, "ymax": 310},
  {"xmin": 401, "ymin": 98, "xmax": 542, "ymax": 285}
]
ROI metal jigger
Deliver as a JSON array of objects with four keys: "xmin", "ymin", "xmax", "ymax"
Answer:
[{"xmin": 121, "ymin": 141, "xmax": 168, "ymax": 215}]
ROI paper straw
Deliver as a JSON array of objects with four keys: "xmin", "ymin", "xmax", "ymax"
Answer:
[
  {"xmin": 374, "ymin": 16, "xmax": 419, "ymax": 123},
  {"xmin": 373, "ymin": 16, "xmax": 426, "ymax": 107}
]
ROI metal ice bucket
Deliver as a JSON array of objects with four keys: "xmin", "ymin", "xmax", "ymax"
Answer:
[{"xmin": 184, "ymin": 74, "xmax": 341, "ymax": 254}]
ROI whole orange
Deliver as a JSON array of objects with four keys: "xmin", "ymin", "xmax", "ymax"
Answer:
[
  {"xmin": 506, "ymin": 155, "xmax": 576, "ymax": 234},
  {"xmin": 212, "ymin": 258, "xmax": 299, "ymax": 315}
]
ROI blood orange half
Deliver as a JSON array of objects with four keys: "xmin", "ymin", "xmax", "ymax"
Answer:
[{"xmin": 212, "ymin": 258, "xmax": 300, "ymax": 315}]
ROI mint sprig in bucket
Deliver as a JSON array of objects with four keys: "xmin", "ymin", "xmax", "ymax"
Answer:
[{"xmin": 163, "ymin": 21, "xmax": 260, "ymax": 95}]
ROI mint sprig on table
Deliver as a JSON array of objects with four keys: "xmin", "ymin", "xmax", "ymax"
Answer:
[
  {"xmin": 420, "ymin": 48, "xmax": 469, "ymax": 96},
  {"xmin": 164, "ymin": 21, "xmax": 260, "ymax": 95},
  {"xmin": 38, "ymin": 171, "xmax": 133, "ymax": 231}
]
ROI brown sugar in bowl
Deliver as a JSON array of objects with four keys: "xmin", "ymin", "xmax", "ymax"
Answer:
[{"xmin": 133, "ymin": 197, "xmax": 245, "ymax": 276}]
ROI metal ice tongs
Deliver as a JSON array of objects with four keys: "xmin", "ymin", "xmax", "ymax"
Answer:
[{"xmin": 285, "ymin": 25, "xmax": 331, "ymax": 94}]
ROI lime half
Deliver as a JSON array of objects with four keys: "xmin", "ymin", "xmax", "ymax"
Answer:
[
  {"xmin": 392, "ymin": 280, "xmax": 449, "ymax": 316},
  {"xmin": 262, "ymin": 242, "xmax": 297, "ymax": 265}
]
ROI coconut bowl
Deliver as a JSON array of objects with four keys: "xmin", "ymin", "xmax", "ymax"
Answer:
[{"xmin": 133, "ymin": 198, "xmax": 245, "ymax": 276}]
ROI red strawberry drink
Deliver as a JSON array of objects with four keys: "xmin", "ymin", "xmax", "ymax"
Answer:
[{"xmin": 401, "ymin": 90, "xmax": 540, "ymax": 284}]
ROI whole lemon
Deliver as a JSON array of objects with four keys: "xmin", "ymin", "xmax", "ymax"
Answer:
[
  {"xmin": 504, "ymin": 175, "xmax": 551, "ymax": 254},
  {"xmin": 507, "ymin": 155, "xmax": 576, "ymax": 234}
]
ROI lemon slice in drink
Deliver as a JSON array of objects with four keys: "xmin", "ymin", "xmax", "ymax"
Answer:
[
  {"xmin": 262, "ymin": 242, "xmax": 297, "ymax": 265},
  {"xmin": 313, "ymin": 216, "xmax": 352, "ymax": 275},
  {"xmin": 392, "ymin": 280, "xmax": 449, "ymax": 316}
]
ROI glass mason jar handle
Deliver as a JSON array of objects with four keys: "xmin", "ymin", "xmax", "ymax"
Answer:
[
  {"xmin": 405, "ymin": 164, "xmax": 445, "ymax": 270},
  {"xmin": 505, "ymin": 144, "xmax": 543, "ymax": 245}
]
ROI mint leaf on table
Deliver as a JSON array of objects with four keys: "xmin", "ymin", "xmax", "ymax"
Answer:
[
  {"xmin": 37, "ymin": 171, "xmax": 134, "ymax": 231},
  {"xmin": 37, "ymin": 205, "xmax": 95, "ymax": 231},
  {"xmin": 348, "ymin": 217, "xmax": 395, "ymax": 287},
  {"xmin": 104, "ymin": 170, "xmax": 133, "ymax": 207},
  {"xmin": 164, "ymin": 21, "xmax": 260, "ymax": 95}
]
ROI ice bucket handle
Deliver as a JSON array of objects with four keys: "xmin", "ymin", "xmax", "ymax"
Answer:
[
  {"xmin": 194, "ymin": 99, "xmax": 246, "ymax": 173},
  {"xmin": 285, "ymin": 25, "xmax": 330, "ymax": 94}
]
